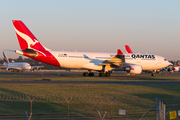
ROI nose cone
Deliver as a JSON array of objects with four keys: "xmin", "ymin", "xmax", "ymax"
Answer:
[{"xmin": 28, "ymin": 65, "xmax": 32, "ymax": 70}]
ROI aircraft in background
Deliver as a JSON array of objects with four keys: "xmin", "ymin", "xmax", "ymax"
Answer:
[
  {"xmin": 11, "ymin": 20, "xmax": 172, "ymax": 76},
  {"xmin": 167, "ymin": 62, "xmax": 180, "ymax": 73},
  {"xmin": 172, "ymin": 65, "xmax": 180, "ymax": 72},
  {"xmin": 3, "ymin": 51, "xmax": 31, "ymax": 72},
  {"xmin": 125, "ymin": 45, "xmax": 174, "ymax": 75},
  {"xmin": 2, "ymin": 51, "xmax": 43, "ymax": 72}
]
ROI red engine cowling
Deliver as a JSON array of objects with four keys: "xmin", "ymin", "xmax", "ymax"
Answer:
[{"xmin": 129, "ymin": 65, "xmax": 142, "ymax": 74}]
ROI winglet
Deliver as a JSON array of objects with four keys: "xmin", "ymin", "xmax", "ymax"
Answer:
[
  {"xmin": 117, "ymin": 49, "xmax": 123, "ymax": 55},
  {"xmin": 125, "ymin": 45, "xmax": 133, "ymax": 53}
]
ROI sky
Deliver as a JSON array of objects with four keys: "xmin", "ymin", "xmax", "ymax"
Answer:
[{"xmin": 0, "ymin": 0, "xmax": 180, "ymax": 60}]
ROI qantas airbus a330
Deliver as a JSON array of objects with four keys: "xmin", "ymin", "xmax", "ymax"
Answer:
[{"xmin": 11, "ymin": 20, "xmax": 172, "ymax": 77}]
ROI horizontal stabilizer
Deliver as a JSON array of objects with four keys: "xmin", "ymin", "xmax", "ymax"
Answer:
[{"xmin": 3, "ymin": 49, "xmax": 16, "ymax": 52}]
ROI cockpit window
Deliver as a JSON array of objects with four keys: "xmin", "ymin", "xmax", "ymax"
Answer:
[{"xmin": 164, "ymin": 59, "xmax": 167, "ymax": 61}]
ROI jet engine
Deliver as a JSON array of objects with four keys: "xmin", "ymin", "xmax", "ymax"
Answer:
[
  {"xmin": 173, "ymin": 67, "xmax": 180, "ymax": 72},
  {"xmin": 31, "ymin": 67, "xmax": 41, "ymax": 71},
  {"xmin": 36, "ymin": 67, "xmax": 41, "ymax": 71},
  {"xmin": 129, "ymin": 65, "xmax": 142, "ymax": 74}
]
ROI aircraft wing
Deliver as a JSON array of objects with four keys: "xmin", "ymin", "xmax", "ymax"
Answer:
[
  {"xmin": 6, "ymin": 67, "xmax": 23, "ymax": 71},
  {"xmin": 82, "ymin": 49, "xmax": 126, "ymax": 71},
  {"xmin": 0, "ymin": 64, "xmax": 6, "ymax": 68},
  {"xmin": 100, "ymin": 53, "xmax": 125, "ymax": 67}
]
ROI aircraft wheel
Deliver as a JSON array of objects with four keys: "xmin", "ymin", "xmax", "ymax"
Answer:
[
  {"xmin": 99, "ymin": 73, "xmax": 105, "ymax": 77},
  {"xmin": 106, "ymin": 72, "xmax": 110, "ymax": 77},
  {"xmin": 83, "ymin": 72, "xmax": 89, "ymax": 77},
  {"xmin": 89, "ymin": 72, "xmax": 94, "ymax": 76},
  {"xmin": 151, "ymin": 73, "xmax": 155, "ymax": 76}
]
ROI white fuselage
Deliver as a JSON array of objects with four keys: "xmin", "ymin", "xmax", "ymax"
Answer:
[
  {"xmin": 49, "ymin": 50, "xmax": 170, "ymax": 71},
  {"xmin": 5, "ymin": 62, "xmax": 31, "ymax": 71}
]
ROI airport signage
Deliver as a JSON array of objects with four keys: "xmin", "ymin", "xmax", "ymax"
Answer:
[
  {"xmin": 178, "ymin": 110, "xmax": 180, "ymax": 116},
  {"xmin": 119, "ymin": 109, "xmax": 126, "ymax": 115},
  {"xmin": 169, "ymin": 111, "xmax": 177, "ymax": 119}
]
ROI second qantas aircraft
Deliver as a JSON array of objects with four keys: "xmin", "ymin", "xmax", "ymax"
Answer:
[{"xmin": 11, "ymin": 20, "xmax": 172, "ymax": 77}]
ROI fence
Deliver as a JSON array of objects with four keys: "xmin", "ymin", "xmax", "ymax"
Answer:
[{"xmin": 0, "ymin": 93, "xmax": 179, "ymax": 119}]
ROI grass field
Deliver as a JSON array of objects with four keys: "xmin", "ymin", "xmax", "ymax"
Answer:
[{"xmin": 0, "ymin": 72, "xmax": 180, "ymax": 119}]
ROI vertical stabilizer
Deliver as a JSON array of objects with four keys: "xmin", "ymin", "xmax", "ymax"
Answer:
[
  {"xmin": 3, "ymin": 51, "xmax": 9, "ymax": 63},
  {"xmin": 12, "ymin": 20, "xmax": 48, "ymax": 51},
  {"xmin": 12, "ymin": 20, "xmax": 60, "ymax": 67},
  {"xmin": 125, "ymin": 45, "xmax": 133, "ymax": 53}
]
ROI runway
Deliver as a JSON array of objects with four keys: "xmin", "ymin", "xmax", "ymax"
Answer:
[
  {"xmin": 0, "ymin": 81, "xmax": 180, "ymax": 85},
  {"xmin": 0, "ymin": 70, "xmax": 180, "ymax": 85}
]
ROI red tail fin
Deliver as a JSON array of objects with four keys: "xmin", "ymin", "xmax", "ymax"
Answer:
[
  {"xmin": 125, "ymin": 45, "xmax": 133, "ymax": 53},
  {"xmin": 117, "ymin": 49, "xmax": 123, "ymax": 55},
  {"xmin": 3, "ymin": 51, "xmax": 9, "ymax": 63},
  {"xmin": 12, "ymin": 20, "xmax": 60, "ymax": 67},
  {"xmin": 12, "ymin": 20, "xmax": 47, "ymax": 51}
]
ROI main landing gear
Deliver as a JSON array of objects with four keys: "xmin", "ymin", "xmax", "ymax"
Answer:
[
  {"xmin": 151, "ymin": 70, "xmax": 156, "ymax": 76},
  {"xmin": 151, "ymin": 73, "xmax": 156, "ymax": 76},
  {"xmin": 83, "ymin": 72, "xmax": 94, "ymax": 76},
  {"xmin": 99, "ymin": 72, "xmax": 110, "ymax": 77},
  {"xmin": 83, "ymin": 71, "xmax": 111, "ymax": 77}
]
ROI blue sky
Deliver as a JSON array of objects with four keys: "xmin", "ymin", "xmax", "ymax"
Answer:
[{"xmin": 0, "ymin": 0, "xmax": 180, "ymax": 60}]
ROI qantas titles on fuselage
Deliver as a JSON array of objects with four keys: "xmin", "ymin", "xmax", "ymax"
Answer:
[{"xmin": 126, "ymin": 54, "xmax": 155, "ymax": 59}]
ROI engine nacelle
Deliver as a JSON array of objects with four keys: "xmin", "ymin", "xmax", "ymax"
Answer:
[
  {"xmin": 36, "ymin": 67, "xmax": 41, "ymax": 71},
  {"xmin": 173, "ymin": 67, "xmax": 179, "ymax": 72},
  {"xmin": 129, "ymin": 65, "xmax": 142, "ymax": 74},
  {"xmin": 168, "ymin": 68, "xmax": 173, "ymax": 72}
]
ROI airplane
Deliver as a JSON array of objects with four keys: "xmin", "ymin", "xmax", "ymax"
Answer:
[
  {"xmin": 167, "ymin": 62, "xmax": 180, "ymax": 73},
  {"xmin": 10, "ymin": 20, "xmax": 172, "ymax": 77},
  {"xmin": 2, "ymin": 51, "xmax": 43, "ymax": 72},
  {"xmin": 2, "ymin": 51, "xmax": 31, "ymax": 72},
  {"xmin": 172, "ymin": 65, "xmax": 180, "ymax": 72},
  {"xmin": 125, "ymin": 45, "xmax": 173, "ymax": 75}
]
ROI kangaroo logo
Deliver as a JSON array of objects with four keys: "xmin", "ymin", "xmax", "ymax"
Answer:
[
  {"xmin": 14, "ymin": 27, "xmax": 47, "ymax": 56},
  {"xmin": 15, "ymin": 28, "xmax": 39, "ymax": 49}
]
